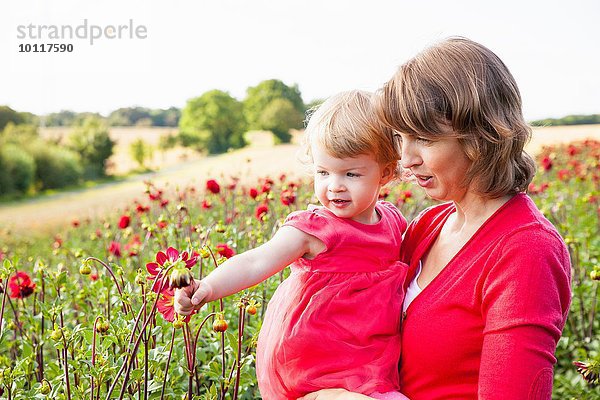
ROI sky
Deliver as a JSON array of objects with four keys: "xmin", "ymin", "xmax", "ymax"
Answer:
[{"xmin": 1, "ymin": 0, "xmax": 599, "ymax": 121}]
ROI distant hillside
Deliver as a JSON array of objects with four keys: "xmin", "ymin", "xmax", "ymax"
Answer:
[{"xmin": 531, "ymin": 114, "xmax": 600, "ymax": 127}]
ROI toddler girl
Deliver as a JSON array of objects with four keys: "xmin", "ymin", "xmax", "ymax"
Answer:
[{"xmin": 175, "ymin": 90, "xmax": 409, "ymax": 400}]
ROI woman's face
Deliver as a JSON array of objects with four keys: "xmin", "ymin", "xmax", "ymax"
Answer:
[{"xmin": 397, "ymin": 131, "xmax": 473, "ymax": 202}]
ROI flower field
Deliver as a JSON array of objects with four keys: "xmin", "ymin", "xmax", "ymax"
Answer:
[{"xmin": 0, "ymin": 140, "xmax": 598, "ymax": 399}]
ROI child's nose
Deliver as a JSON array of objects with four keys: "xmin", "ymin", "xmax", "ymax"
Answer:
[{"xmin": 327, "ymin": 178, "xmax": 345, "ymax": 192}]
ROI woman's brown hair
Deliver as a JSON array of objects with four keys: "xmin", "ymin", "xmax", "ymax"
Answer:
[{"xmin": 378, "ymin": 37, "xmax": 536, "ymax": 198}]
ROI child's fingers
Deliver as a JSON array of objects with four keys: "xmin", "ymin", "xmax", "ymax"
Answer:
[
  {"xmin": 174, "ymin": 290, "xmax": 194, "ymax": 315},
  {"xmin": 191, "ymin": 281, "xmax": 210, "ymax": 305}
]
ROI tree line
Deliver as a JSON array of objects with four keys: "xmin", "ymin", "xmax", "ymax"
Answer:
[{"xmin": 530, "ymin": 114, "xmax": 600, "ymax": 127}]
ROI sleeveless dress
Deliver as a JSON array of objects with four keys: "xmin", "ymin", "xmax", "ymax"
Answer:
[{"xmin": 256, "ymin": 201, "xmax": 408, "ymax": 399}]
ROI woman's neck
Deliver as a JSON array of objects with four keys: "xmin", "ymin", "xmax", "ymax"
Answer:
[{"xmin": 449, "ymin": 192, "xmax": 513, "ymax": 234}]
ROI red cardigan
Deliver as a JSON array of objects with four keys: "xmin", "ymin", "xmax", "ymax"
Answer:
[{"xmin": 398, "ymin": 194, "xmax": 571, "ymax": 399}]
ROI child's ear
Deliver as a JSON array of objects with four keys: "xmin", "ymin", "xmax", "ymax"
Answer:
[{"xmin": 379, "ymin": 163, "xmax": 396, "ymax": 185}]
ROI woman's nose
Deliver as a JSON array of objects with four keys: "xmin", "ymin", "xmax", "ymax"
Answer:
[{"xmin": 400, "ymin": 143, "xmax": 421, "ymax": 169}]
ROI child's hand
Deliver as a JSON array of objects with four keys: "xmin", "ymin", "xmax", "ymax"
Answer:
[{"xmin": 174, "ymin": 279, "xmax": 213, "ymax": 315}]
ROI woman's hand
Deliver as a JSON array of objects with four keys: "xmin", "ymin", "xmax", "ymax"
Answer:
[{"xmin": 298, "ymin": 389, "xmax": 373, "ymax": 400}]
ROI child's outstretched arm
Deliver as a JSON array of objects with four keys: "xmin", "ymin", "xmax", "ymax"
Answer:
[{"xmin": 174, "ymin": 225, "xmax": 323, "ymax": 315}]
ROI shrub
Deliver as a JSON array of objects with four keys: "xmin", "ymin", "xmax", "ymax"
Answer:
[
  {"xmin": 68, "ymin": 117, "xmax": 115, "ymax": 179},
  {"xmin": 28, "ymin": 141, "xmax": 83, "ymax": 189},
  {"xmin": 0, "ymin": 144, "xmax": 36, "ymax": 195}
]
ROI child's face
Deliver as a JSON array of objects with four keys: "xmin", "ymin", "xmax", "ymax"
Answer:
[{"xmin": 312, "ymin": 144, "xmax": 391, "ymax": 224}]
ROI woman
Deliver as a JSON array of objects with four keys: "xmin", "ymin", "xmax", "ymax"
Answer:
[{"xmin": 300, "ymin": 38, "xmax": 571, "ymax": 399}]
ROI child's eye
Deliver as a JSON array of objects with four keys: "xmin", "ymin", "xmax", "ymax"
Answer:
[
  {"xmin": 346, "ymin": 172, "xmax": 360, "ymax": 178},
  {"xmin": 316, "ymin": 170, "xmax": 328, "ymax": 176}
]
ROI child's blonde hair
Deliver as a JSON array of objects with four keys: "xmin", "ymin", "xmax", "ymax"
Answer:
[{"xmin": 303, "ymin": 90, "xmax": 400, "ymax": 179}]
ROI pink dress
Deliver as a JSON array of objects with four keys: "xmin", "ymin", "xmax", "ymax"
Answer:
[{"xmin": 256, "ymin": 201, "xmax": 408, "ymax": 399}]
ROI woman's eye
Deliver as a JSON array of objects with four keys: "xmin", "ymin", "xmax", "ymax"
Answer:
[
  {"xmin": 316, "ymin": 170, "xmax": 328, "ymax": 176},
  {"xmin": 416, "ymin": 137, "xmax": 432, "ymax": 144}
]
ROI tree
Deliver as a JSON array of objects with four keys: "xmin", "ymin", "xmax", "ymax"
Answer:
[
  {"xmin": 1, "ymin": 123, "xmax": 39, "ymax": 144},
  {"xmin": 151, "ymin": 107, "xmax": 180, "ymax": 127},
  {"xmin": 108, "ymin": 107, "xmax": 152, "ymax": 126},
  {"xmin": 258, "ymin": 98, "xmax": 304, "ymax": 143},
  {"xmin": 43, "ymin": 110, "xmax": 77, "ymax": 126},
  {"xmin": 68, "ymin": 116, "xmax": 115, "ymax": 178},
  {"xmin": 179, "ymin": 90, "xmax": 247, "ymax": 154},
  {"xmin": 129, "ymin": 138, "xmax": 154, "ymax": 169},
  {"xmin": 305, "ymin": 98, "xmax": 326, "ymax": 113},
  {"xmin": 0, "ymin": 106, "xmax": 25, "ymax": 131},
  {"xmin": 243, "ymin": 79, "xmax": 305, "ymax": 131}
]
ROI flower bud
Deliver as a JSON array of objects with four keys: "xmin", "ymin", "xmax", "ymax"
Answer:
[
  {"xmin": 135, "ymin": 269, "xmax": 145, "ymax": 286},
  {"xmin": 199, "ymin": 248, "xmax": 210, "ymax": 259},
  {"xmin": 96, "ymin": 319, "xmax": 109, "ymax": 334},
  {"xmin": 39, "ymin": 380, "xmax": 51, "ymax": 395},
  {"xmin": 79, "ymin": 261, "xmax": 92, "ymax": 275},
  {"xmin": 246, "ymin": 300, "xmax": 261, "ymax": 316},
  {"xmin": 168, "ymin": 266, "xmax": 194, "ymax": 289},
  {"xmin": 173, "ymin": 318, "xmax": 185, "ymax": 329},
  {"xmin": 246, "ymin": 305, "xmax": 257, "ymax": 315},
  {"xmin": 215, "ymin": 223, "xmax": 226, "ymax": 233},
  {"xmin": 50, "ymin": 327, "xmax": 63, "ymax": 341},
  {"xmin": 213, "ymin": 314, "xmax": 228, "ymax": 332}
]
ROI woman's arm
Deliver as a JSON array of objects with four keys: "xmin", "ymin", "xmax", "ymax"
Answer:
[
  {"xmin": 175, "ymin": 225, "xmax": 322, "ymax": 314},
  {"xmin": 478, "ymin": 228, "xmax": 571, "ymax": 398}
]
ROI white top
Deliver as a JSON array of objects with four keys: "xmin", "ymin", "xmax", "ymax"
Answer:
[{"xmin": 402, "ymin": 261, "xmax": 423, "ymax": 313}]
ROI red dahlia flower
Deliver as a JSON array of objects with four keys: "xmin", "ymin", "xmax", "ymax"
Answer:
[
  {"xmin": 228, "ymin": 177, "xmax": 239, "ymax": 190},
  {"xmin": 8, "ymin": 271, "xmax": 36, "ymax": 299},
  {"xmin": 216, "ymin": 243, "xmax": 235, "ymax": 259},
  {"xmin": 118, "ymin": 215, "xmax": 131, "ymax": 229},
  {"xmin": 157, "ymin": 221, "xmax": 168, "ymax": 229},
  {"xmin": 135, "ymin": 203, "xmax": 150, "ymax": 214},
  {"xmin": 146, "ymin": 247, "xmax": 198, "ymax": 291},
  {"xmin": 567, "ymin": 144, "xmax": 578, "ymax": 156},
  {"xmin": 157, "ymin": 287, "xmax": 193, "ymax": 323},
  {"xmin": 280, "ymin": 190, "xmax": 296, "ymax": 206},
  {"xmin": 541, "ymin": 156, "xmax": 553, "ymax": 171},
  {"xmin": 573, "ymin": 360, "xmax": 599, "ymax": 384},
  {"xmin": 249, "ymin": 188, "xmax": 259, "ymax": 199},
  {"xmin": 108, "ymin": 241, "xmax": 122, "ymax": 258},
  {"xmin": 261, "ymin": 179, "xmax": 273, "ymax": 193},
  {"xmin": 378, "ymin": 188, "xmax": 390, "ymax": 200},
  {"xmin": 206, "ymin": 179, "xmax": 220, "ymax": 194},
  {"xmin": 148, "ymin": 190, "xmax": 163, "ymax": 201},
  {"xmin": 255, "ymin": 204, "xmax": 269, "ymax": 220},
  {"xmin": 125, "ymin": 235, "xmax": 142, "ymax": 256}
]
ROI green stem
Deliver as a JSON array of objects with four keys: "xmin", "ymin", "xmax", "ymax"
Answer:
[{"xmin": 159, "ymin": 326, "xmax": 177, "ymax": 400}]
